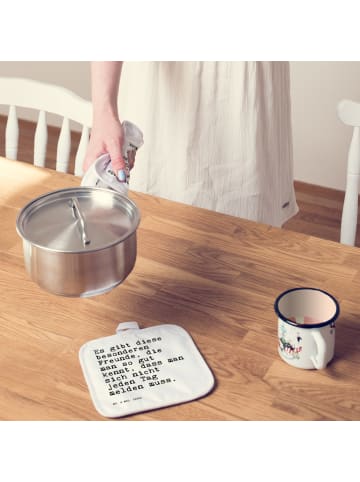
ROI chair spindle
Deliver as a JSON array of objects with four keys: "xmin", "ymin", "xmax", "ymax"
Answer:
[
  {"xmin": 74, "ymin": 125, "xmax": 90, "ymax": 177},
  {"xmin": 56, "ymin": 117, "xmax": 71, "ymax": 173},
  {"xmin": 34, "ymin": 110, "xmax": 48, "ymax": 167},
  {"xmin": 5, "ymin": 105, "xmax": 19, "ymax": 160}
]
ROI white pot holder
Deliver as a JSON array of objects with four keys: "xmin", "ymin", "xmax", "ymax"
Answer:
[{"xmin": 79, "ymin": 322, "xmax": 215, "ymax": 418}]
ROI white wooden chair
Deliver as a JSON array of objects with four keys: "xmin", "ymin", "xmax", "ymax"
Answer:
[
  {"xmin": 337, "ymin": 99, "xmax": 360, "ymax": 246},
  {"xmin": 0, "ymin": 77, "xmax": 92, "ymax": 176}
]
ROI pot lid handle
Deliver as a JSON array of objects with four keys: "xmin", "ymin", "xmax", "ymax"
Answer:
[{"xmin": 70, "ymin": 197, "xmax": 91, "ymax": 247}]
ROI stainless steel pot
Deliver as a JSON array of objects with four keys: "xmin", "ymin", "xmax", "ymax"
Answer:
[{"xmin": 16, "ymin": 187, "xmax": 140, "ymax": 297}]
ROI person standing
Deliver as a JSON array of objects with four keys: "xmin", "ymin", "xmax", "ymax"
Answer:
[{"xmin": 84, "ymin": 61, "xmax": 298, "ymax": 227}]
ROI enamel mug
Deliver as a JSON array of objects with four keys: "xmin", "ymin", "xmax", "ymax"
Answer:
[{"xmin": 274, "ymin": 287, "xmax": 340, "ymax": 369}]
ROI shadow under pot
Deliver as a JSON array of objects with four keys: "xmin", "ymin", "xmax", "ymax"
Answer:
[{"xmin": 16, "ymin": 186, "xmax": 140, "ymax": 298}]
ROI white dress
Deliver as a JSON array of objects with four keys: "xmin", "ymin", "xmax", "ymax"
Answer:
[{"xmin": 118, "ymin": 61, "xmax": 298, "ymax": 227}]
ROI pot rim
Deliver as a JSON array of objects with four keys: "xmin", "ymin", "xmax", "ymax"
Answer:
[{"xmin": 16, "ymin": 186, "xmax": 141, "ymax": 254}]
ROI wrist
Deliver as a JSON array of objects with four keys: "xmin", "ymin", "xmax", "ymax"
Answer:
[
  {"xmin": 93, "ymin": 102, "xmax": 120, "ymax": 122},
  {"xmin": 93, "ymin": 100, "xmax": 119, "ymax": 118}
]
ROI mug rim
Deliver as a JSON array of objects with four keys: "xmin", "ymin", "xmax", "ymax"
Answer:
[{"xmin": 274, "ymin": 287, "xmax": 340, "ymax": 329}]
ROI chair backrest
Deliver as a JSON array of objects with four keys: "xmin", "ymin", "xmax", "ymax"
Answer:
[
  {"xmin": 337, "ymin": 99, "xmax": 360, "ymax": 246},
  {"xmin": 0, "ymin": 77, "xmax": 92, "ymax": 176}
]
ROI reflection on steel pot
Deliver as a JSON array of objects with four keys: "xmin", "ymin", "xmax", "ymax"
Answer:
[{"xmin": 16, "ymin": 187, "xmax": 140, "ymax": 297}]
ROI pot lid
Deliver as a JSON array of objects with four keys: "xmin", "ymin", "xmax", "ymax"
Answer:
[{"xmin": 16, "ymin": 187, "xmax": 140, "ymax": 253}]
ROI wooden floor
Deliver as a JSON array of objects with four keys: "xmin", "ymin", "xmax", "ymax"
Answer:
[
  {"xmin": 1, "ymin": 115, "xmax": 359, "ymax": 246},
  {"xmin": 284, "ymin": 181, "xmax": 360, "ymax": 246}
]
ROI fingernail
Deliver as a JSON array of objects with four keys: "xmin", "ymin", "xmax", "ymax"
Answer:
[{"xmin": 117, "ymin": 170, "xmax": 126, "ymax": 182}]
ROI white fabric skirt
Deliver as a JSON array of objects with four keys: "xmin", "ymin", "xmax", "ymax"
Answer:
[{"xmin": 118, "ymin": 61, "xmax": 298, "ymax": 227}]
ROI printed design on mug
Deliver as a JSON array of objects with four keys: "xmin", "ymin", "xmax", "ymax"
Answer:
[
  {"xmin": 278, "ymin": 323, "xmax": 303, "ymax": 360},
  {"xmin": 330, "ymin": 321, "xmax": 336, "ymax": 335}
]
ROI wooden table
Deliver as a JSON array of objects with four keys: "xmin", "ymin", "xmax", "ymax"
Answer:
[{"xmin": 1, "ymin": 157, "xmax": 360, "ymax": 421}]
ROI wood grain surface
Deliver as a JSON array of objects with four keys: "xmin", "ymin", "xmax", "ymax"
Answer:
[{"xmin": 1, "ymin": 157, "xmax": 360, "ymax": 421}]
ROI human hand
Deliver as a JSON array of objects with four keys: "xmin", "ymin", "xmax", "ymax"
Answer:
[{"xmin": 83, "ymin": 111, "xmax": 126, "ymax": 180}]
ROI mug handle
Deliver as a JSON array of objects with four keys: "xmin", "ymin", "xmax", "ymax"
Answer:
[{"xmin": 310, "ymin": 330, "xmax": 327, "ymax": 369}]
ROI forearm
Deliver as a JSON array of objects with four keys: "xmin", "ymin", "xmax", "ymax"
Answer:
[
  {"xmin": 91, "ymin": 61, "xmax": 123, "ymax": 118},
  {"xmin": 83, "ymin": 61, "xmax": 126, "ymax": 173}
]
